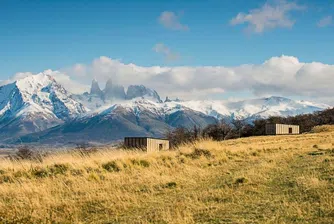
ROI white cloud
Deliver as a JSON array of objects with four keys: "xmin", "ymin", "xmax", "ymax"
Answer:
[
  {"xmin": 158, "ymin": 11, "xmax": 188, "ymax": 31},
  {"xmin": 317, "ymin": 15, "xmax": 332, "ymax": 27},
  {"xmin": 2, "ymin": 55, "xmax": 334, "ymax": 105},
  {"xmin": 153, "ymin": 43, "xmax": 180, "ymax": 62},
  {"xmin": 230, "ymin": 0, "xmax": 305, "ymax": 33},
  {"xmin": 64, "ymin": 55, "xmax": 334, "ymax": 104}
]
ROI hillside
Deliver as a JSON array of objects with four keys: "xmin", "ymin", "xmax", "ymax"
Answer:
[{"xmin": 0, "ymin": 126, "xmax": 333, "ymax": 223}]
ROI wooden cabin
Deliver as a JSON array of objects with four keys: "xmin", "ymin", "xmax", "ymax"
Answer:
[
  {"xmin": 265, "ymin": 124, "xmax": 300, "ymax": 135},
  {"xmin": 124, "ymin": 137, "xmax": 170, "ymax": 152}
]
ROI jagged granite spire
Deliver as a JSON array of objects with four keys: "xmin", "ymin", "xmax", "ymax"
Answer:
[
  {"xmin": 90, "ymin": 79, "xmax": 103, "ymax": 97},
  {"xmin": 103, "ymin": 78, "xmax": 126, "ymax": 100}
]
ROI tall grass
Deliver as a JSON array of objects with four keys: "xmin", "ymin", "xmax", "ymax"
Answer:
[{"xmin": 0, "ymin": 127, "xmax": 333, "ymax": 223}]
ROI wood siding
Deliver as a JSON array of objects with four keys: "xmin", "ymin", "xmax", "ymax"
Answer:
[
  {"xmin": 124, "ymin": 137, "xmax": 169, "ymax": 152},
  {"xmin": 124, "ymin": 137, "xmax": 147, "ymax": 149},
  {"xmin": 265, "ymin": 124, "xmax": 277, "ymax": 135},
  {"xmin": 265, "ymin": 124, "xmax": 300, "ymax": 135},
  {"xmin": 147, "ymin": 138, "xmax": 170, "ymax": 152}
]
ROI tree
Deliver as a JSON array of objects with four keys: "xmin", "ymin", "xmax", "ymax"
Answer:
[
  {"xmin": 202, "ymin": 120, "xmax": 233, "ymax": 141},
  {"xmin": 232, "ymin": 118, "xmax": 246, "ymax": 138},
  {"xmin": 165, "ymin": 127, "xmax": 194, "ymax": 148}
]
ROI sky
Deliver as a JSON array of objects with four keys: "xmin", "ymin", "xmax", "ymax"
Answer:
[{"xmin": 1, "ymin": 0, "xmax": 334, "ymax": 103}]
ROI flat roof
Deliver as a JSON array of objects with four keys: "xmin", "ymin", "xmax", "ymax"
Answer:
[
  {"xmin": 124, "ymin": 137, "xmax": 169, "ymax": 141},
  {"xmin": 266, "ymin": 123, "xmax": 299, "ymax": 126}
]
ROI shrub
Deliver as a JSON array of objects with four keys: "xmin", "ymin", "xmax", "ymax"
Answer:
[
  {"xmin": 49, "ymin": 164, "xmax": 70, "ymax": 175},
  {"xmin": 202, "ymin": 121, "xmax": 232, "ymax": 141},
  {"xmin": 15, "ymin": 146, "xmax": 44, "ymax": 162},
  {"xmin": 16, "ymin": 146, "xmax": 33, "ymax": 160},
  {"xmin": 162, "ymin": 182, "xmax": 177, "ymax": 189},
  {"xmin": 31, "ymin": 167, "xmax": 50, "ymax": 178},
  {"xmin": 131, "ymin": 159, "xmax": 150, "ymax": 168},
  {"xmin": 102, "ymin": 161, "xmax": 122, "ymax": 172},
  {"xmin": 185, "ymin": 148, "xmax": 212, "ymax": 160},
  {"xmin": 165, "ymin": 126, "xmax": 201, "ymax": 148},
  {"xmin": 234, "ymin": 177, "xmax": 248, "ymax": 185},
  {"xmin": 0, "ymin": 175, "xmax": 14, "ymax": 183}
]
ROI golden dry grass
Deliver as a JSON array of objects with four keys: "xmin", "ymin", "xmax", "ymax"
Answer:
[{"xmin": 0, "ymin": 127, "xmax": 333, "ymax": 224}]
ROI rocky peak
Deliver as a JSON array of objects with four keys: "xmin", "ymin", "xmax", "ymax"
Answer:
[
  {"xmin": 90, "ymin": 79, "xmax": 104, "ymax": 97},
  {"xmin": 126, "ymin": 85, "xmax": 161, "ymax": 102},
  {"xmin": 164, "ymin": 96, "xmax": 182, "ymax": 103},
  {"xmin": 103, "ymin": 78, "xmax": 126, "ymax": 100}
]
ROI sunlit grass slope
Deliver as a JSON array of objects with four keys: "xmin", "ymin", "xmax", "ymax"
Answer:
[{"xmin": 0, "ymin": 126, "xmax": 333, "ymax": 223}]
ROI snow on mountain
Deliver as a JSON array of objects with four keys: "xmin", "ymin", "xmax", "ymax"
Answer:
[
  {"xmin": 0, "ymin": 73, "xmax": 330, "ymax": 144},
  {"xmin": 163, "ymin": 96, "xmax": 329, "ymax": 121},
  {"xmin": 0, "ymin": 73, "xmax": 86, "ymax": 139},
  {"xmin": 13, "ymin": 73, "xmax": 86, "ymax": 118},
  {"xmin": 17, "ymin": 95, "xmax": 328, "ymax": 145},
  {"xmin": 82, "ymin": 96, "xmax": 329, "ymax": 123}
]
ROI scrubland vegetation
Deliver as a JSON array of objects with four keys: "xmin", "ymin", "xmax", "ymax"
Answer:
[{"xmin": 0, "ymin": 125, "xmax": 333, "ymax": 223}]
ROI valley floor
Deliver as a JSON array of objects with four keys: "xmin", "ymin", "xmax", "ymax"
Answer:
[{"xmin": 0, "ymin": 126, "xmax": 333, "ymax": 223}]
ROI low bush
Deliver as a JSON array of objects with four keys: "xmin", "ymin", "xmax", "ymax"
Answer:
[
  {"xmin": 185, "ymin": 148, "xmax": 212, "ymax": 160},
  {"xmin": 49, "ymin": 163, "xmax": 70, "ymax": 175},
  {"xmin": 31, "ymin": 167, "xmax": 50, "ymax": 178},
  {"xmin": 102, "ymin": 161, "xmax": 122, "ymax": 172},
  {"xmin": 15, "ymin": 146, "xmax": 45, "ymax": 162},
  {"xmin": 131, "ymin": 159, "xmax": 150, "ymax": 168}
]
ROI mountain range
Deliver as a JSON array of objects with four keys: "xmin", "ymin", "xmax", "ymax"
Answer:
[{"xmin": 0, "ymin": 73, "xmax": 330, "ymax": 145}]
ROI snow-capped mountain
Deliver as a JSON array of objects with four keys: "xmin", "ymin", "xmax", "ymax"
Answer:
[
  {"xmin": 16, "ymin": 99, "xmax": 218, "ymax": 144},
  {"xmin": 165, "ymin": 96, "xmax": 329, "ymax": 121},
  {"xmin": 0, "ymin": 73, "xmax": 86, "ymax": 140},
  {"xmin": 0, "ymin": 74, "xmax": 330, "ymax": 144},
  {"xmin": 16, "ymin": 97, "xmax": 329, "ymax": 145}
]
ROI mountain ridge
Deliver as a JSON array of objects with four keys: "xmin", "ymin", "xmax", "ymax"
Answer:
[{"xmin": 0, "ymin": 74, "xmax": 330, "ymax": 144}]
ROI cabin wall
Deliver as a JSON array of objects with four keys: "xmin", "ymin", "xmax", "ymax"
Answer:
[
  {"xmin": 275, "ymin": 124, "xmax": 299, "ymax": 135},
  {"xmin": 265, "ymin": 124, "xmax": 300, "ymax": 135},
  {"xmin": 124, "ymin": 137, "xmax": 147, "ymax": 149},
  {"xmin": 124, "ymin": 138, "xmax": 170, "ymax": 152},
  {"xmin": 265, "ymin": 124, "xmax": 277, "ymax": 135},
  {"xmin": 147, "ymin": 139, "xmax": 170, "ymax": 152}
]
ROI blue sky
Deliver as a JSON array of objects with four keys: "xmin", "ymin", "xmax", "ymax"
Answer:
[
  {"xmin": 1, "ymin": 0, "xmax": 333, "ymax": 75},
  {"xmin": 1, "ymin": 0, "xmax": 334, "ymax": 103}
]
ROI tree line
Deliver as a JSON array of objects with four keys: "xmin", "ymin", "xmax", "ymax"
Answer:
[{"xmin": 165, "ymin": 107, "xmax": 334, "ymax": 148}]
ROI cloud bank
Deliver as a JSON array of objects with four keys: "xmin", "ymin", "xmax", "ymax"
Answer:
[{"xmin": 2, "ymin": 55, "xmax": 334, "ymax": 105}]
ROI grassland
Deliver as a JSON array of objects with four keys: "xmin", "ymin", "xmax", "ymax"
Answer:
[{"xmin": 0, "ymin": 126, "xmax": 333, "ymax": 224}]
